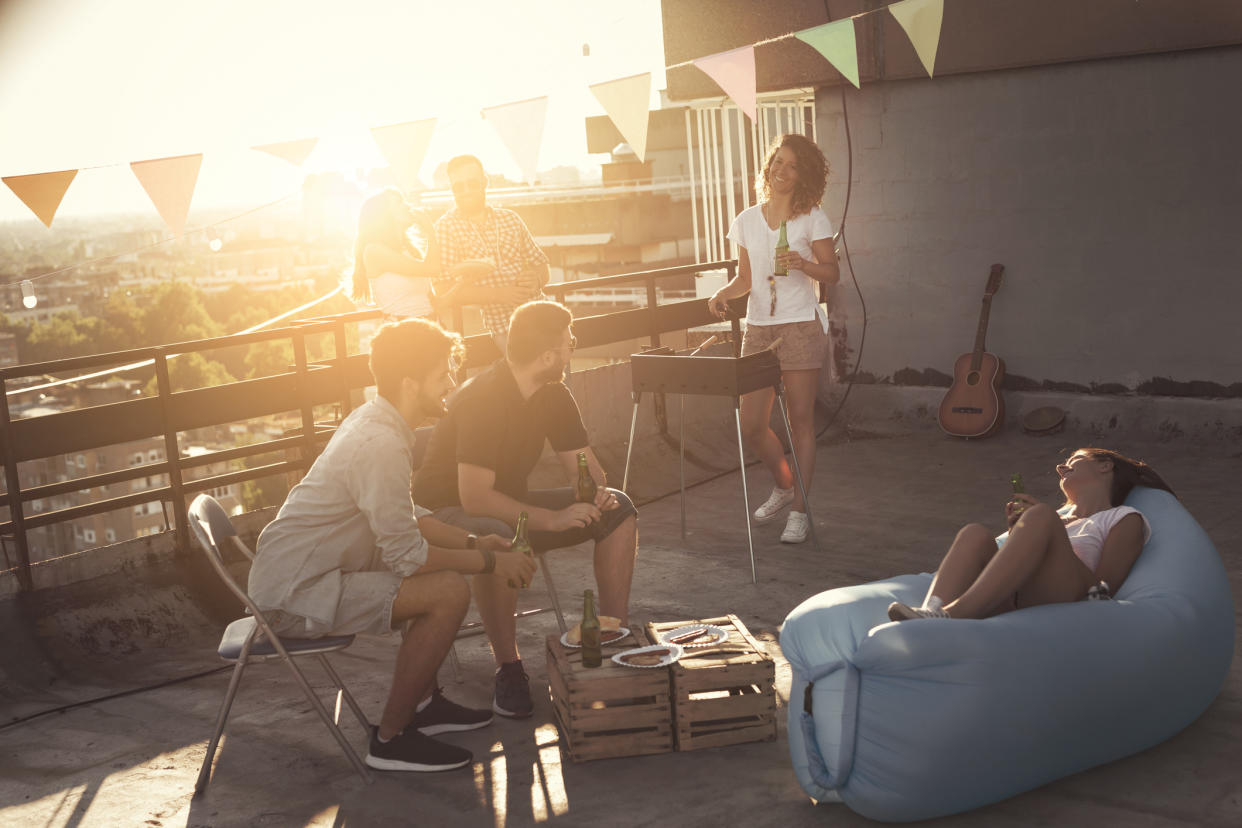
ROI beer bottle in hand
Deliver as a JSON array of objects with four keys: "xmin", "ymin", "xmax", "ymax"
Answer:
[
  {"xmin": 575, "ymin": 451, "xmax": 597, "ymax": 503},
  {"xmin": 508, "ymin": 511, "xmax": 533, "ymax": 589},
  {"xmin": 773, "ymin": 220, "xmax": 789, "ymax": 276},
  {"xmin": 581, "ymin": 589, "xmax": 602, "ymax": 668}
]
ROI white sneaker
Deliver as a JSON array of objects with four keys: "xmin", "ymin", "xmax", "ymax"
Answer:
[
  {"xmin": 753, "ymin": 487, "xmax": 795, "ymax": 524},
  {"xmin": 780, "ymin": 510, "xmax": 809, "ymax": 543}
]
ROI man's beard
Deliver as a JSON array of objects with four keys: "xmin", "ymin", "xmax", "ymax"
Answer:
[
  {"xmin": 532, "ymin": 361, "xmax": 566, "ymax": 385},
  {"xmin": 418, "ymin": 388, "xmax": 449, "ymax": 418}
]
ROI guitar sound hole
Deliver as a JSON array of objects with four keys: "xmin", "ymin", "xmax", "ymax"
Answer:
[{"xmin": 966, "ymin": 372, "xmax": 981, "ymax": 386}]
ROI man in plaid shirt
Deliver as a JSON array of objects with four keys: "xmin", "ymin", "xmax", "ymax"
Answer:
[{"xmin": 435, "ymin": 155, "xmax": 549, "ymax": 340}]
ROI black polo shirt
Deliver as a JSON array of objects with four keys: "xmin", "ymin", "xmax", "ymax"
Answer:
[{"xmin": 411, "ymin": 360, "xmax": 589, "ymax": 509}]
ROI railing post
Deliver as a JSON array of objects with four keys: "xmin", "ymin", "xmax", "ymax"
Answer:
[
  {"xmin": 0, "ymin": 377, "xmax": 33, "ymax": 591},
  {"xmin": 153, "ymin": 350, "xmax": 190, "ymax": 555},
  {"xmin": 333, "ymin": 320, "xmax": 351, "ymax": 419},
  {"xmin": 293, "ymin": 332, "xmax": 317, "ymax": 470},
  {"xmin": 646, "ymin": 277, "xmax": 660, "ymax": 349}
]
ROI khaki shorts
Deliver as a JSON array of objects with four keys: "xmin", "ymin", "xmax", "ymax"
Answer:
[
  {"xmin": 741, "ymin": 319, "xmax": 828, "ymax": 371},
  {"xmin": 265, "ymin": 570, "xmax": 403, "ymax": 638}
]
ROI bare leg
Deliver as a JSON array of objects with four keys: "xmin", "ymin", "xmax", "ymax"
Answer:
[
  {"xmin": 593, "ymin": 514, "xmax": 638, "ymax": 626},
  {"xmin": 472, "ymin": 573, "xmax": 520, "ymax": 666},
  {"xmin": 378, "ymin": 571, "xmax": 471, "ymax": 740},
  {"xmin": 739, "ymin": 387, "xmax": 794, "ymax": 490},
  {"xmin": 944, "ymin": 504, "xmax": 1095, "ymax": 619},
  {"xmin": 925, "ymin": 523, "xmax": 1001, "ymax": 608},
  {"xmin": 781, "ymin": 369, "xmax": 820, "ymax": 511}
]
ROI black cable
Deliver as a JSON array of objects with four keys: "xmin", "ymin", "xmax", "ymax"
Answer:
[
  {"xmin": 814, "ymin": 64, "xmax": 868, "ymax": 440},
  {"xmin": 0, "ymin": 665, "xmax": 231, "ymax": 731}
]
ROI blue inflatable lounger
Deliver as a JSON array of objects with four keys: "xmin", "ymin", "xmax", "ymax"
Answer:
[{"xmin": 780, "ymin": 488, "xmax": 1233, "ymax": 822}]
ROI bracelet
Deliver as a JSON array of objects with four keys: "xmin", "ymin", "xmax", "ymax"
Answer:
[{"xmin": 479, "ymin": 547, "xmax": 496, "ymax": 575}]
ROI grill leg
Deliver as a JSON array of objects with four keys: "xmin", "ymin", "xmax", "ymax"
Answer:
[
  {"xmin": 621, "ymin": 397, "xmax": 640, "ymax": 493},
  {"xmin": 679, "ymin": 395, "xmax": 686, "ymax": 539},
  {"xmin": 734, "ymin": 406, "xmax": 756, "ymax": 584}
]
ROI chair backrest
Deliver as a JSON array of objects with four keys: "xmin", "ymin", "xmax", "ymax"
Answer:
[{"xmin": 188, "ymin": 494, "xmax": 265, "ymax": 618}]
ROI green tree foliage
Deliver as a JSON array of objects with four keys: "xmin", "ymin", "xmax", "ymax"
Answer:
[{"xmin": 142, "ymin": 352, "xmax": 237, "ymax": 394}]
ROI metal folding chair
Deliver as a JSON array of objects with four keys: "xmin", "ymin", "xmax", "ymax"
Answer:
[{"xmin": 187, "ymin": 495, "xmax": 373, "ymax": 795}]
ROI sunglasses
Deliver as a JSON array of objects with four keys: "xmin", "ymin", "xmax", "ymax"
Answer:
[{"xmin": 768, "ymin": 274, "xmax": 778, "ymax": 316}]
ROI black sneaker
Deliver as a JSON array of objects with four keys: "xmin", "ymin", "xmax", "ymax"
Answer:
[
  {"xmin": 412, "ymin": 687, "xmax": 493, "ymax": 735},
  {"xmin": 365, "ymin": 727, "xmax": 472, "ymax": 773},
  {"xmin": 492, "ymin": 660, "xmax": 533, "ymax": 719}
]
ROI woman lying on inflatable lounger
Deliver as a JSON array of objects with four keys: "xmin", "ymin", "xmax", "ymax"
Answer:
[{"xmin": 888, "ymin": 448, "xmax": 1175, "ymax": 622}]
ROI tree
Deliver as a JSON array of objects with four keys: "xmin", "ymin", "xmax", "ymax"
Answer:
[{"xmin": 143, "ymin": 352, "xmax": 236, "ymax": 394}]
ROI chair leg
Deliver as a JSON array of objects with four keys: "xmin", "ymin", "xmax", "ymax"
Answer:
[
  {"xmin": 538, "ymin": 555, "xmax": 568, "ymax": 633},
  {"xmin": 316, "ymin": 654, "xmax": 371, "ymax": 733},
  {"xmin": 278, "ymin": 655, "xmax": 373, "ymax": 784},
  {"xmin": 194, "ymin": 659, "xmax": 249, "ymax": 797}
]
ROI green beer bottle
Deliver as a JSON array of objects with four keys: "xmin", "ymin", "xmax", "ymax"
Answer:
[
  {"xmin": 581, "ymin": 589, "xmax": 602, "ymax": 668},
  {"xmin": 773, "ymin": 220, "xmax": 789, "ymax": 276},
  {"xmin": 575, "ymin": 451, "xmax": 597, "ymax": 503},
  {"xmin": 1010, "ymin": 473, "xmax": 1025, "ymax": 494},
  {"xmin": 508, "ymin": 511, "xmax": 533, "ymax": 589}
]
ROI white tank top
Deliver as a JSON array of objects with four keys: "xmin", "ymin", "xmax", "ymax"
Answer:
[{"xmin": 370, "ymin": 272, "xmax": 433, "ymax": 319}]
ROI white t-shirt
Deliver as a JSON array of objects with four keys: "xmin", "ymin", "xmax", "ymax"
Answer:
[
  {"xmin": 726, "ymin": 204, "xmax": 834, "ymax": 328},
  {"xmin": 370, "ymin": 272, "xmax": 433, "ymax": 319},
  {"xmin": 1064, "ymin": 505, "xmax": 1151, "ymax": 572}
]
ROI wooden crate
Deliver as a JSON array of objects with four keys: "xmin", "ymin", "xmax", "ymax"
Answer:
[
  {"xmin": 646, "ymin": 614, "xmax": 777, "ymax": 752},
  {"xmin": 546, "ymin": 626, "xmax": 674, "ymax": 762}
]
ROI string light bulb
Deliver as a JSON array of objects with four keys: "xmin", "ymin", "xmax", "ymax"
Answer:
[
  {"xmin": 20, "ymin": 279, "xmax": 37, "ymax": 309},
  {"xmin": 206, "ymin": 227, "xmax": 223, "ymax": 252}
]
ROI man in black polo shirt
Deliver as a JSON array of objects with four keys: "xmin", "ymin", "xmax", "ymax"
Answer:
[{"xmin": 412, "ymin": 300, "xmax": 638, "ymax": 718}]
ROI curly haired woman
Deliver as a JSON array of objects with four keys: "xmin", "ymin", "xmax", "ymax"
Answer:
[{"xmin": 709, "ymin": 133, "xmax": 840, "ymax": 543}]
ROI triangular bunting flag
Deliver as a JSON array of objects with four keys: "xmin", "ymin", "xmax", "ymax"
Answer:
[
  {"xmin": 130, "ymin": 154, "xmax": 202, "ymax": 238},
  {"xmin": 370, "ymin": 118, "xmax": 437, "ymax": 190},
  {"xmin": 2, "ymin": 169, "xmax": 78, "ymax": 228},
  {"xmin": 251, "ymin": 137, "xmax": 319, "ymax": 167},
  {"xmin": 889, "ymin": 0, "xmax": 944, "ymax": 78},
  {"xmin": 795, "ymin": 19, "xmax": 860, "ymax": 89},
  {"xmin": 482, "ymin": 96, "xmax": 548, "ymax": 184},
  {"xmin": 692, "ymin": 46, "xmax": 757, "ymax": 122},
  {"xmin": 589, "ymin": 73, "xmax": 652, "ymax": 162}
]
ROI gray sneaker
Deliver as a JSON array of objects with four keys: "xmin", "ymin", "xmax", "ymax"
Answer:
[{"xmin": 493, "ymin": 660, "xmax": 533, "ymax": 719}]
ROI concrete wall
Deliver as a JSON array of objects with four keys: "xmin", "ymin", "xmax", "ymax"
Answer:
[{"xmin": 816, "ymin": 46, "xmax": 1242, "ymax": 396}]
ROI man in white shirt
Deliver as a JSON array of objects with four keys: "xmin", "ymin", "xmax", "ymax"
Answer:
[{"xmin": 248, "ymin": 318, "xmax": 536, "ymax": 773}]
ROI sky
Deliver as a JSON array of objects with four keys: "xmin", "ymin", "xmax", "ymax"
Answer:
[{"xmin": 0, "ymin": 0, "xmax": 668, "ymax": 224}]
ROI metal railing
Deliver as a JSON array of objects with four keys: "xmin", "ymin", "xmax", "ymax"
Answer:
[{"xmin": 1, "ymin": 259, "xmax": 738, "ymax": 591}]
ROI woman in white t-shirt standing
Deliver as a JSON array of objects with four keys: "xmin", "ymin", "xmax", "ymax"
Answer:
[
  {"xmin": 708, "ymin": 134, "xmax": 840, "ymax": 543},
  {"xmin": 350, "ymin": 188, "xmax": 489, "ymax": 321},
  {"xmin": 886, "ymin": 448, "xmax": 1176, "ymax": 622}
]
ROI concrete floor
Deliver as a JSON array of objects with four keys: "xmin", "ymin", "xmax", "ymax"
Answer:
[{"xmin": 2, "ymin": 424, "xmax": 1239, "ymax": 827}]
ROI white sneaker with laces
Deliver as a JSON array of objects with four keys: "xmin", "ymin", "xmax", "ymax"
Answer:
[
  {"xmin": 886, "ymin": 601, "xmax": 951, "ymax": 622},
  {"xmin": 780, "ymin": 510, "xmax": 809, "ymax": 543},
  {"xmin": 753, "ymin": 487, "xmax": 795, "ymax": 524}
]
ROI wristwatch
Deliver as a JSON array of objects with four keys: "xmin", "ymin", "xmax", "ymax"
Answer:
[{"xmin": 465, "ymin": 533, "xmax": 478, "ymax": 550}]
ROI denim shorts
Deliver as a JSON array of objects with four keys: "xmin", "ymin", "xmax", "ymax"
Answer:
[{"xmin": 432, "ymin": 487, "xmax": 637, "ymax": 552}]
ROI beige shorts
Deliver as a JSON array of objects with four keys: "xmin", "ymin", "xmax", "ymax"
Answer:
[
  {"xmin": 741, "ymin": 319, "xmax": 828, "ymax": 371},
  {"xmin": 265, "ymin": 570, "xmax": 402, "ymax": 639}
]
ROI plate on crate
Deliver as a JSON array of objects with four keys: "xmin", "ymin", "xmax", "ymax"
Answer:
[
  {"xmin": 656, "ymin": 624, "xmax": 730, "ymax": 649},
  {"xmin": 560, "ymin": 627, "xmax": 631, "ymax": 649},
  {"xmin": 612, "ymin": 643, "xmax": 684, "ymax": 669}
]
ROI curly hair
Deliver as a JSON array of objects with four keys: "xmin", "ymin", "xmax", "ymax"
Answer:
[
  {"xmin": 757, "ymin": 133, "xmax": 829, "ymax": 218},
  {"xmin": 369, "ymin": 318, "xmax": 464, "ymax": 400}
]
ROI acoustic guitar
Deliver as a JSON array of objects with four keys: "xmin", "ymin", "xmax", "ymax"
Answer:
[{"xmin": 938, "ymin": 264, "xmax": 1006, "ymax": 438}]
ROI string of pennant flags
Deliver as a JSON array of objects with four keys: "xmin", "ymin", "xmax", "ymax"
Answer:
[{"xmin": 2, "ymin": 0, "xmax": 943, "ymax": 236}]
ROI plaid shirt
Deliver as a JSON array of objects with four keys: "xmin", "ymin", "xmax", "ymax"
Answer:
[{"xmin": 435, "ymin": 206, "xmax": 549, "ymax": 333}]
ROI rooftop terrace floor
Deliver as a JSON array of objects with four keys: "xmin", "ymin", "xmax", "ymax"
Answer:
[{"xmin": 2, "ymin": 425, "xmax": 1239, "ymax": 827}]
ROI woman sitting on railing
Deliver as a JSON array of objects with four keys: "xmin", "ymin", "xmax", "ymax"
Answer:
[
  {"xmin": 708, "ymin": 134, "xmax": 840, "ymax": 543},
  {"xmin": 349, "ymin": 188, "xmax": 490, "ymax": 322}
]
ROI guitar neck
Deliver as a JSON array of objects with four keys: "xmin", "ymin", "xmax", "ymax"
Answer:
[{"xmin": 969, "ymin": 296, "xmax": 993, "ymax": 371}]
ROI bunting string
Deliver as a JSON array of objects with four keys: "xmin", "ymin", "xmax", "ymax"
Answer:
[{"xmin": 2, "ymin": 0, "xmax": 943, "ymax": 227}]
